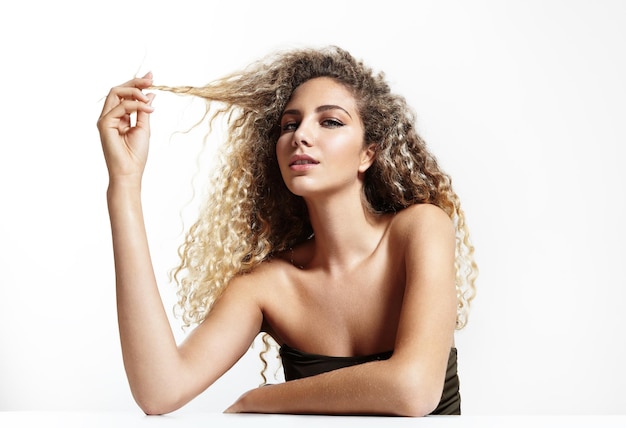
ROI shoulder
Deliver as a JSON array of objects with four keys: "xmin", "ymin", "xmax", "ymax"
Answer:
[
  {"xmin": 223, "ymin": 255, "xmax": 301, "ymax": 337},
  {"xmin": 386, "ymin": 204, "xmax": 456, "ymax": 274},
  {"xmin": 389, "ymin": 204, "xmax": 455, "ymax": 243},
  {"xmin": 223, "ymin": 254, "xmax": 294, "ymax": 303}
]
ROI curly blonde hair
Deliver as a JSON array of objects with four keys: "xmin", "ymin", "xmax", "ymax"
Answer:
[{"xmin": 154, "ymin": 46, "xmax": 477, "ymax": 338}]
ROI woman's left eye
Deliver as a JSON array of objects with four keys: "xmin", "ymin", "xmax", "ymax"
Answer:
[{"xmin": 321, "ymin": 119, "xmax": 344, "ymax": 128}]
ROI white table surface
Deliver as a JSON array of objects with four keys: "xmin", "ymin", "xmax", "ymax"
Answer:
[{"xmin": 0, "ymin": 412, "xmax": 624, "ymax": 428}]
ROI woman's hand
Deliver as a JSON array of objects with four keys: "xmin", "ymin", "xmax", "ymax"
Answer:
[
  {"xmin": 97, "ymin": 72, "xmax": 156, "ymax": 184},
  {"xmin": 223, "ymin": 392, "xmax": 246, "ymax": 413}
]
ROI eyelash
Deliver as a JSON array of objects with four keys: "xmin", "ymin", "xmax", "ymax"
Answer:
[
  {"xmin": 281, "ymin": 122, "xmax": 297, "ymax": 132},
  {"xmin": 322, "ymin": 118, "xmax": 344, "ymax": 128},
  {"xmin": 281, "ymin": 119, "xmax": 344, "ymax": 132}
]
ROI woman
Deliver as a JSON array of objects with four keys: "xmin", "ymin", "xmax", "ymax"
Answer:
[{"xmin": 97, "ymin": 46, "xmax": 477, "ymax": 416}]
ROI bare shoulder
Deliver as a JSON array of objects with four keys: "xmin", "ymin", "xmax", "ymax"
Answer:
[
  {"xmin": 222, "ymin": 255, "xmax": 299, "ymax": 341},
  {"xmin": 390, "ymin": 206, "xmax": 456, "ymax": 301},
  {"xmin": 221, "ymin": 255, "xmax": 292, "ymax": 303},
  {"xmin": 389, "ymin": 203, "xmax": 455, "ymax": 242}
]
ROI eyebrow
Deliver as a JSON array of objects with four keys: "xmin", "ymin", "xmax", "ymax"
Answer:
[{"xmin": 281, "ymin": 104, "xmax": 353, "ymax": 119}]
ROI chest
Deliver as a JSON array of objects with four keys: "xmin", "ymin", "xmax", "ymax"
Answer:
[{"xmin": 263, "ymin": 256, "xmax": 406, "ymax": 356}]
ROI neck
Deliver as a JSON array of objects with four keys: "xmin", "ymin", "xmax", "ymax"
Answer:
[{"xmin": 304, "ymin": 187, "xmax": 386, "ymax": 274}]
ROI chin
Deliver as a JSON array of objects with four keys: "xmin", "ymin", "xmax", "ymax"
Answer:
[{"xmin": 284, "ymin": 179, "xmax": 319, "ymax": 197}]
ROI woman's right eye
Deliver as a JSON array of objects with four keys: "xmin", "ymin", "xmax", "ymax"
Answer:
[{"xmin": 281, "ymin": 122, "xmax": 298, "ymax": 132}]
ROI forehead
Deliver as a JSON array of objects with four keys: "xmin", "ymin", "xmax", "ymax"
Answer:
[{"xmin": 285, "ymin": 77, "xmax": 357, "ymax": 111}]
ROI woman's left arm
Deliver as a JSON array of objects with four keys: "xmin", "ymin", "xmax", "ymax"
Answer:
[{"xmin": 226, "ymin": 204, "xmax": 458, "ymax": 417}]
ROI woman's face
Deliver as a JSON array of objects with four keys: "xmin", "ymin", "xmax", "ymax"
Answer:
[{"xmin": 276, "ymin": 77, "xmax": 374, "ymax": 198}]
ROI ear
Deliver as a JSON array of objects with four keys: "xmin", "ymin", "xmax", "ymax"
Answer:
[{"xmin": 358, "ymin": 143, "xmax": 377, "ymax": 173}]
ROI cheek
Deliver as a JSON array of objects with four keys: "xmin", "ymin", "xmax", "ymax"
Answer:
[
  {"xmin": 275, "ymin": 137, "xmax": 290, "ymax": 168},
  {"xmin": 325, "ymin": 136, "xmax": 363, "ymax": 163}
]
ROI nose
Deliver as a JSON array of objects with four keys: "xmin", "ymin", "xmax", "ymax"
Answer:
[{"xmin": 292, "ymin": 120, "xmax": 313, "ymax": 147}]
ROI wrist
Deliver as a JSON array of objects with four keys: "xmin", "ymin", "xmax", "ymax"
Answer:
[
  {"xmin": 106, "ymin": 178, "xmax": 144, "ymax": 213},
  {"xmin": 107, "ymin": 176, "xmax": 142, "ymax": 196}
]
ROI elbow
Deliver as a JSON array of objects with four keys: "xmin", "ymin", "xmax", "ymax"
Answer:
[
  {"xmin": 135, "ymin": 397, "xmax": 171, "ymax": 416},
  {"xmin": 131, "ymin": 387, "xmax": 185, "ymax": 416},
  {"xmin": 395, "ymin": 395, "xmax": 439, "ymax": 418},
  {"xmin": 136, "ymin": 397, "xmax": 180, "ymax": 416},
  {"xmin": 386, "ymin": 365, "xmax": 443, "ymax": 417},
  {"xmin": 138, "ymin": 401, "xmax": 169, "ymax": 416},
  {"xmin": 124, "ymin": 363, "xmax": 197, "ymax": 415},
  {"xmin": 394, "ymin": 386, "xmax": 441, "ymax": 417},
  {"xmin": 140, "ymin": 404, "xmax": 165, "ymax": 416}
]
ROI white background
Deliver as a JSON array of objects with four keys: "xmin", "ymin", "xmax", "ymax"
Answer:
[{"xmin": 0, "ymin": 0, "xmax": 624, "ymax": 415}]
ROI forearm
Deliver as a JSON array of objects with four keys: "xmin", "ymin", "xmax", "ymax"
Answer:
[
  {"xmin": 227, "ymin": 359, "xmax": 430, "ymax": 417},
  {"xmin": 107, "ymin": 181, "xmax": 181, "ymax": 409}
]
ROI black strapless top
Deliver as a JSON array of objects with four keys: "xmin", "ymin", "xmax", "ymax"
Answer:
[{"xmin": 279, "ymin": 345, "xmax": 461, "ymax": 415}]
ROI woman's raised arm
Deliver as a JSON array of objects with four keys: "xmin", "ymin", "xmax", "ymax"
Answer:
[{"xmin": 96, "ymin": 75, "xmax": 262, "ymax": 414}]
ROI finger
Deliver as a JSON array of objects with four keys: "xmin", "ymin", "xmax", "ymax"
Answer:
[
  {"xmin": 111, "ymin": 99, "xmax": 155, "ymax": 121},
  {"xmin": 100, "ymin": 87, "xmax": 150, "ymax": 118},
  {"xmin": 100, "ymin": 71, "xmax": 153, "ymax": 109},
  {"xmin": 119, "ymin": 72, "xmax": 154, "ymax": 90},
  {"xmin": 98, "ymin": 99, "xmax": 155, "ymax": 132},
  {"xmin": 115, "ymin": 86, "xmax": 150, "ymax": 102},
  {"xmin": 135, "ymin": 93, "xmax": 156, "ymax": 131}
]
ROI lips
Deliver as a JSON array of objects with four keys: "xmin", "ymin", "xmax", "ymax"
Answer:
[{"xmin": 289, "ymin": 154, "xmax": 319, "ymax": 167}]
